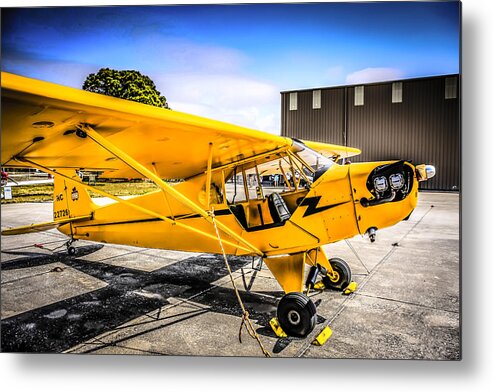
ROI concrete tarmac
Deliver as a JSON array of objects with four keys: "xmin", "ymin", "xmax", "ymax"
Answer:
[{"xmin": 0, "ymin": 192, "xmax": 460, "ymax": 359}]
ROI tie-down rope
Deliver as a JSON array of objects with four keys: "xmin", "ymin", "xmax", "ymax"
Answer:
[{"xmin": 208, "ymin": 208, "xmax": 271, "ymax": 358}]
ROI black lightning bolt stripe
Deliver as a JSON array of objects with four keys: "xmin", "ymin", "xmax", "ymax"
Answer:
[{"xmin": 299, "ymin": 196, "xmax": 349, "ymax": 217}]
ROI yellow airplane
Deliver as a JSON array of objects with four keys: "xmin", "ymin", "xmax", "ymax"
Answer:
[{"xmin": 1, "ymin": 72, "xmax": 435, "ymax": 338}]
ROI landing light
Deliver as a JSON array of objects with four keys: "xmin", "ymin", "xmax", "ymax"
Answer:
[
  {"xmin": 416, "ymin": 164, "xmax": 436, "ymax": 181},
  {"xmin": 425, "ymin": 165, "xmax": 436, "ymax": 179}
]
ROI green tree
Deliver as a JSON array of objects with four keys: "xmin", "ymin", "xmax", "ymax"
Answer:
[{"xmin": 82, "ymin": 68, "xmax": 169, "ymax": 109}]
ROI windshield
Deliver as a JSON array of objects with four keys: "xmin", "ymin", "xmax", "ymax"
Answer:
[{"xmin": 292, "ymin": 141, "xmax": 335, "ymax": 182}]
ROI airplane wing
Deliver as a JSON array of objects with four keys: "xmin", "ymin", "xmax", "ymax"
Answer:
[
  {"xmin": 302, "ymin": 140, "xmax": 361, "ymax": 160},
  {"xmin": 1, "ymin": 72, "xmax": 292, "ymax": 179}
]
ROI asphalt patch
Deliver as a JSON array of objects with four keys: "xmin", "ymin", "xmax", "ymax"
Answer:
[{"xmin": 1, "ymin": 246, "xmax": 254, "ymax": 353}]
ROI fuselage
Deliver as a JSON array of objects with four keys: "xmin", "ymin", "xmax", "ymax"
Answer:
[{"xmin": 59, "ymin": 159, "xmax": 419, "ymax": 257}]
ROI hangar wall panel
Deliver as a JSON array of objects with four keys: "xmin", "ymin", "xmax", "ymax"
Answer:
[
  {"xmin": 281, "ymin": 75, "xmax": 460, "ymax": 191},
  {"xmin": 282, "ymin": 88, "xmax": 345, "ymax": 145}
]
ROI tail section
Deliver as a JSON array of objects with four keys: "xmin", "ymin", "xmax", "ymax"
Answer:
[
  {"xmin": 53, "ymin": 169, "xmax": 96, "ymax": 221},
  {"xmin": 1, "ymin": 170, "xmax": 94, "ymax": 237}
]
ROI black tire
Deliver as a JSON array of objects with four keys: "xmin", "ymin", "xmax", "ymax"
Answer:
[
  {"xmin": 277, "ymin": 292, "xmax": 316, "ymax": 337},
  {"xmin": 67, "ymin": 246, "xmax": 76, "ymax": 256},
  {"xmin": 322, "ymin": 257, "xmax": 351, "ymax": 291}
]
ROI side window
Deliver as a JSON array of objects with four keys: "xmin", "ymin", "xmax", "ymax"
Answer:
[
  {"xmin": 445, "ymin": 77, "xmax": 457, "ymax": 99},
  {"xmin": 289, "ymin": 92, "xmax": 298, "ymax": 111},
  {"xmin": 312, "ymin": 90, "xmax": 321, "ymax": 109},
  {"xmin": 225, "ymin": 170, "xmax": 247, "ymax": 204},
  {"xmin": 392, "ymin": 82, "xmax": 403, "ymax": 103},
  {"xmin": 225, "ymin": 150, "xmax": 317, "ymax": 205},
  {"xmin": 225, "ymin": 166, "xmax": 264, "ymax": 203},
  {"xmin": 244, "ymin": 167, "xmax": 263, "ymax": 200},
  {"xmin": 354, "ymin": 86, "xmax": 364, "ymax": 106}
]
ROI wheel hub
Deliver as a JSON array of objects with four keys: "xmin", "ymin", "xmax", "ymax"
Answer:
[
  {"xmin": 287, "ymin": 310, "xmax": 301, "ymax": 325},
  {"xmin": 328, "ymin": 270, "xmax": 340, "ymax": 283}
]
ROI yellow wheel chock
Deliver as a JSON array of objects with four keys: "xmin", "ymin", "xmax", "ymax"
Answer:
[
  {"xmin": 313, "ymin": 281, "xmax": 326, "ymax": 290},
  {"xmin": 269, "ymin": 317, "xmax": 288, "ymax": 338},
  {"xmin": 343, "ymin": 281, "xmax": 358, "ymax": 295},
  {"xmin": 270, "ymin": 317, "xmax": 333, "ymax": 346},
  {"xmin": 312, "ymin": 326, "xmax": 333, "ymax": 346},
  {"xmin": 313, "ymin": 280, "xmax": 358, "ymax": 295}
]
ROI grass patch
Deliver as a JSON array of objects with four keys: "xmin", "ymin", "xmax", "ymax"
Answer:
[
  {"xmin": 86, "ymin": 181, "xmax": 159, "ymax": 198},
  {"xmin": 1, "ymin": 184, "xmax": 54, "ymax": 203},
  {"xmin": 1, "ymin": 181, "xmax": 159, "ymax": 204}
]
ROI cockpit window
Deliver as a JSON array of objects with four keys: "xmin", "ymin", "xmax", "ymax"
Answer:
[
  {"xmin": 224, "ymin": 141, "xmax": 336, "ymax": 204},
  {"xmin": 292, "ymin": 141, "xmax": 335, "ymax": 183}
]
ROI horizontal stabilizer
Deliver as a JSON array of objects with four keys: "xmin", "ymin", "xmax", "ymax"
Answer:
[{"xmin": 1, "ymin": 214, "xmax": 92, "ymax": 236}]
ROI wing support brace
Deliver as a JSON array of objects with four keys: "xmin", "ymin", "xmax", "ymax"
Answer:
[
  {"xmin": 16, "ymin": 157, "xmax": 254, "ymax": 253},
  {"xmin": 75, "ymin": 124, "xmax": 263, "ymax": 256},
  {"xmin": 1, "ymin": 215, "xmax": 92, "ymax": 236}
]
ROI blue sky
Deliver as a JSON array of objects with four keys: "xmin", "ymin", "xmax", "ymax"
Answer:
[{"xmin": 1, "ymin": 1, "xmax": 460, "ymax": 133}]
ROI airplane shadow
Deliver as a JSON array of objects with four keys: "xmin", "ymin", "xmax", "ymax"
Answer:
[{"xmin": 1, "ymin": 244, "xmax": 303, "ymax": 354}]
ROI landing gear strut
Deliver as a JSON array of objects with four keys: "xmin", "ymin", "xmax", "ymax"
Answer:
[
  {"xmin": 277, "ymin": 292, "xmax": 316, "ymax": 337},
  {"xmin": 270, "ymin": 250, "xmax": 353, "ymax": 338}
]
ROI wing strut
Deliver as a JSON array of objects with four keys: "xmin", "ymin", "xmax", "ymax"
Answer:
[
  {"xmin": 76, "ymin": 124, "xmax": 263, "ymax": 256},
  {"xmin": 1, "ymin": 215, "xmax": 92, "ymax": 236},
  {"xmin": 15, "ymin": 157, "xmax": 254, "ymax": 254}
]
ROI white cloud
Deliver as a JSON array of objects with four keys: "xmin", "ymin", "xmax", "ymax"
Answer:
[
  {"xmin": 140, "ymin": 38, "xmax": 282, "ymax": 134},
  {"xmin": 324, "ymin": 65, "xmax": 345, "ymax": 85},
  {"xmin": 155, "ymin": 72, "xmax": 281, "ymax": 134},
  {"xmin": 345, "ymin": 67, "xmax": 405, "ymax": 84},
  {"xmin": 2, "ymin": 55, "xmax": 97, "ymax": 88},
  {"xmin": 5, "ymin": 36, "xmax": 284, "ymax": 135},
  {"xmin": 139, "ymin": 37, "xmax": 249, "ymax": 75}
]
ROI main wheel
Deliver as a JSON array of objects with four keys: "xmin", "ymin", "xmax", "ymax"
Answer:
[
  {"xmin": 322, "ymin": 257, "xmax": 351, "ymax": 291},
  {"xmin": 277, "ymin": 292, "xmax": 316, "ymax": 337}
]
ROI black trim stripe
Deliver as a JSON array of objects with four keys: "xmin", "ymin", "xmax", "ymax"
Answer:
[{"xmin": 76, "ymin": 209, "xmax": 232, "ymax": 228}]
